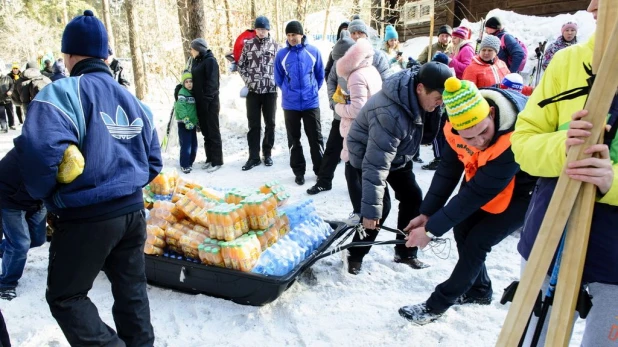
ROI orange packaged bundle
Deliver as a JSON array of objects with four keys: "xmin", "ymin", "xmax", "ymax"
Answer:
[
  {"xmin": 179, "ymin": 231, "xmax": 207, "ymax": 259},
  {"xmin": 271, "ymin": 186, "xmax": 290, "ymax": 207},
  {"xmin": 149, "ymin": 171, "xmax": 175, "ymax": 196},
  {"xmin": 144, "ymin": 243, "xmax": 164, "ymax": 256},
  {"xmin": 201, "ymin": 187, "xmax": 224, "ymax": 201},
  {"xmin": 146, "ymin": 233, "xmax": 166, "ymax": 248},
  {"xmin": 277, "ymin": 211, "xmax": 290, "ymax": 237},
  {"xmin": 153, "ymin": 200, "xmax": 185, "ymax": 219},
  {"xmin": 164, "ymin": 224, "xmax": 186, "ymax": 253},
  {"xmin": 151, "ymin": 208, "xmax": 178, "ymax": 223},
  {"xmin": 146, "ymin": 225, "xmax": 165, "ymax": 238},
  {"xmin": 259, "ymin": 180, "xmax": 282, "ymax": 194},
  {"xmin": 146, "ymin": 215, "xmax": 169, "ymax": 230}
]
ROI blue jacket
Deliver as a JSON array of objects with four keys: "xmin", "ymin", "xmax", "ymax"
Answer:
[
  {"xmin": 494, "ymin": 30, "xmax": 525, "ymax": 73},
  {"xmin": 14, "ymin": 59, "xmax": 163, "ymax": 221},
  {"xmin": 274, "ymin": 37, "xmax": 324, "ymax": 111}
]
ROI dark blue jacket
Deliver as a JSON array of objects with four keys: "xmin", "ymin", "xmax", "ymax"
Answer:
[
  {"xmin": 420, "ymin": 88, "xmax": 536, "ymax": 235},
  {"xmin": 0, "ymin": 148, "xmax": 42, "ymax": 212},
  {"xmin": 14, "ymin": 59, "xmax": 163, "ymax": 221},
  {"xmin": 494, "ymin": 30, "xmax": 525, "ymax": 73},
  {"xmin": 274, "ymin": 37, "xmax": 324, "ymax": 111}
]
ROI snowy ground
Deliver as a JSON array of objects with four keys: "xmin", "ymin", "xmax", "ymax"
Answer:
[{"xmin": 0, "ymin": 8, "xmax": 594, "ymax": 347}]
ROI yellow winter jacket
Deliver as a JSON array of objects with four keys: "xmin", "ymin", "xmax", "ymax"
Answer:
[{"xmin": 511, "ymin": 34, "xmax": 618, "ymax": 205}]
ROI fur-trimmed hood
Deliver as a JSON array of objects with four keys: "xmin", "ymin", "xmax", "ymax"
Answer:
[
  {"xmin": 479, "ymin": 87, "xmax": 528, "ymax": 134},
  {"xmin": 336, "ymin": 38, "xmax": 375, "ymax": 80}
]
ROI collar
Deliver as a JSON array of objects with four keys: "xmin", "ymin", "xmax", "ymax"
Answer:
[{"xmin": 70, "ymin": 58, "xmax": 113, "ymax": 78}]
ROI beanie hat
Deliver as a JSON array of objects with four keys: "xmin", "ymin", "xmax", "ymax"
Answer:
[
  {"xmin": 332, "ymin": 36, "xmax": 356, "ymax": 60},
  {"xmin": 11, "ymin": 62, "xmax": 19, "ymax": 69},
  {"xmin": 191, "ymin": 38, "xmax": 209, "ymax": 54},
  {"xmin": 384, "ymin": 25, "xmax": 398, "ymax": 41},
  {"xmin": 438, "ymin": 25, "xmax": 453, "ymax": 36},
  {"xmin": 254, "ymin": 16, "xmax": 271, "ymax": 31},
  {"xmin": 501, "ymin": 73, "xmax": 524, "ymax": 92},
  {"xmin": 479, "ymin": 35, "xmax": 501, "ymax": 52},
  {"xmin": 432, "ymin": 52, "xmax": 450, "ymax": 65},
  {"xmin": 181, "ymin": 71, "xmax": 192, "ymax": 83},
  {"xmin": 443, "ymin": 77, "xmax": 490, "ymax": 130},
  {"xmin": 348, "ymin": 19, "xmax": 368, "ymax": 35},
  {"xmin": 108, "ymin": 46, "xmax": 114, "ymax": 57},
  {"xmin": 285, "ymin": 21, "xmax": 304, "ymax": 35},
  {"xmin": 452, "ymin": 26, "xmax": 470, "ymax": 39},
  {"xmin": 26, "ymin": 61, "xmax": 38, "ymax": 70},
  {"xmin": 561, "ymin": 21, "xmax": 578, "ymax": 34},
  {"xmin": 485, "ymin": 17, "xmax": 503, "ymax": 30},
  {"xmin": 417, "ymin": 61, "xmax": 453, "ymax": 94},
  {"xmin": 61, "ymin": 10, "xmax": 109, "ymax": 60}
]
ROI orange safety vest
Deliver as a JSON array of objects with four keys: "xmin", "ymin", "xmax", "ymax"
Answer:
[{"xmin": 444, "ymin": 122, "xmax": 515, "ymax": 214}]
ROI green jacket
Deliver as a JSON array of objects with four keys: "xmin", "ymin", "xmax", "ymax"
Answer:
[{"xmin": 174, "ymin": 87, "xmax": 198, "ymax": 130}]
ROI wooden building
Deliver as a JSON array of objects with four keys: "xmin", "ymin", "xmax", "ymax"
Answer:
[{"xmin": 378, "ymin": 0, "xmax": 590, "ymax": 40}]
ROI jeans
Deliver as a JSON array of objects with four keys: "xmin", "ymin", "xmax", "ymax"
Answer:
[
  {"xmin": 283, "ymin": 108, "xmax": 325, "ymax": 177},
  {"xmin": 46, "ymin": 210, "xmax": 154, "ymax": 346},
  {"xmin": 246, "ymin": 92, "xmax": 277, "ymax": 159},
  {"xmin": 426, "ymin": 196, "xmax": 530, "ymax": 312},
  {"xmin": 177, "ymin": 123, "xmax": 198, "ymax": 168},
  {"xmin": 0, "ymin": 207, "xmax": 47, "ymax": 289}
]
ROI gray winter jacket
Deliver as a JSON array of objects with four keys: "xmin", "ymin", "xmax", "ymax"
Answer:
[
  {"xmin": 238, "ymin": 36, "xmax": 279, "ymax": 94},
  {"xmin": 346, "ymin": 67, "xmax": 442, "ymax": 219},
  {"xmin": 327, "ymin": 48, "xmax": 391, "ymax": 120}
]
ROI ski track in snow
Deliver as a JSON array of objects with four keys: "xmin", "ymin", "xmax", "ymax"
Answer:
[{"xmin": 0, "ymin": 8, "xmax": 592, "ymax": 346}]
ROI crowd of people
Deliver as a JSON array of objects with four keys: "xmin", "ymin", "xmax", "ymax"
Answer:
[{"xmin": 0, "ymin": 1, "xmax": 615, "ymax": 345}]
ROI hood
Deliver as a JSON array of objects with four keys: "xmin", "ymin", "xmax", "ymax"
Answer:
[
  {"xmin": 196, "ymin": 49, "xmax": 215, "ymax": 61},
  {"xmin": 479, "ymin": 87, "xmax": 528, "ymax": 133},
  {"xmin": 53, "ymin": 61, "xmax": 66, "ymax": 74},
  {"xmin": 381, "ymin": 67, "xmax": 421, "ymax": 120},
  {"xmin": 337, "ymin": 22, "xmax": 349, "ymax": 40},
  {"xmin": 336, "ymin": 38, "xmax": 374, "ymax": 80},
  {"xmin": 23, "ymin": 67, "xmax": 42, "ymax": 79}
]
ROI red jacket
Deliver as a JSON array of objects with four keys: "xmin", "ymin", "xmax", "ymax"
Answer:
[{"xmin": 462, "ymin": 56, "xmax": 510, "ymax": 88}]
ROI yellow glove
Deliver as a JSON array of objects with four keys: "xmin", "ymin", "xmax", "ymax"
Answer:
[
  {"xmin": 57, "ymin": 144, "xmax": 85, "ymax": 183},
  {"xmin": 332, "ymin": 85, "xmax": 349, "ymax": 104}
]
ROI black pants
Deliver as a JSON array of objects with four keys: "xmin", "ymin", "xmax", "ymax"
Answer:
[
  {"xmin": 197, "ymin": 99, "xmax": 223, "ymax": 166},
  {"xmin": 432, "ymin": 112, "xmax": 448, "ymax": 159},
  {"xmin": 3, "ymin": 102, "xmax": 15, "ymax": 128},
  {"xmin": 46, "ymin": 211, "xmax": 154, "ymax": 346},
  {"xmin": 283, "ymin": 108, "xmax": 324, "ymax": 177},
  {"xmin": 0, "ymin": 105, "xmax": 6, "ymax": 130},
  {"xmin": 0, "ymin": 309, "xmax": 10, "ymax": 347},
  {"xmin": 316, "ymin": 118, "xmax": 343, "ymax": 188},
  {"xmin": 348, "ymin": 162, "xmax": 422, "ymax": 262},
  {"xmin": 344, "ymin": 162, "xmax": 361, "ymax": 214},
  {"xmin": 426, "ymin": 196, "xmax": 530, "ymax": 312},
  {"xmin": 15, "ymin": 105, "xmax": 22, "ymax": 125},
  {"xmin": 246, "ymin": 92, "xmax": 277, "ymax": 159}
]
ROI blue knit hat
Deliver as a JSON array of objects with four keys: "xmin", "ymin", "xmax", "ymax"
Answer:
[
  {"xmin": 384, "ymin": 25, "xmax": 398, "ymax": 41},
  {"xmin": 61, "ymin": 10, "xmax": 109, "ymax": 60},
  {"xmin": 255, "ymin": 16, "xmax": 271, "ymax": 31}
]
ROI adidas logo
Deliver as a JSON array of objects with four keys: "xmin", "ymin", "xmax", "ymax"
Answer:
[{"xmin": 100, "ymin": 106, "xmax": 144, "ymax": 140}]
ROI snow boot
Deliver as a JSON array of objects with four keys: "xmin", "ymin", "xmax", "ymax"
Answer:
[{"xmin": 399, "ymin": 302, "xmax": 445, "ymax": 325}]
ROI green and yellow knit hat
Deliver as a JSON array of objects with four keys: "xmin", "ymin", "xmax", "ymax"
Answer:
[
  {"xmin": 443, "ymin": 77, "xmax": 489, "ymax": 130},
  {"xmin": 181, "ymin": 71, "xmax": 192, "ymax": 83}
]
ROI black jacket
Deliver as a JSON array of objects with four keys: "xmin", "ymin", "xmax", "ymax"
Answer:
[
  {"xmin": 420, "ymin": 88, "xmax": 536, "ymax": 236},
  {"xmin": 0, "ymin": 148, "xmax": 43, "ymax": 211},
  {"xmin": 109, "ymin": 58, "xmax": 131, "ymax": 88},
  {"xmin": 191, "ymin": 49, "xmax": 220, "ymax": 108},
  {"xmin": 0, "ymin": 75, "xmax": 13, "ymax": 104}
]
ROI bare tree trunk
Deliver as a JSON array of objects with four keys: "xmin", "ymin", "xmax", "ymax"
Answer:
[
  {"xmin": 153, "ymin": 0, "xmax": 162, "ymax": 35},
  {"xmin": 61, "ymin": 0, "xmax": 68, "ymax": 26},
  {"xmin": 223, "ymin": 0, "xmax": 233, "ymax": 47},
  {"xmin": 296, "ymin": 0, "xmax": 306, "ymax": 23},
  {"xmin": 125, "ymin": 0, "xmax": 148, "ymax": 99},
  {"xmin": 274, "ymin": 0, "xmax": 280, "ymax": 42},
  {"xmin": 188, "ymin": 0, "xmax": 206, "ymax": 40},
  {"xmin": 102, "ymin": 0, "xmax": 115, "ymax": 51},
  {"xmin": 352, "ymin": 0, "xmax": 361, "ymax": 16},
  {"xmin": 177, "ymin": 0, "xmax": 192, "ymax": 61},
  {"xmin": 322, "ymin": 0, "xmax": 333, "ymax": 41},
  {"xmin": 250, "ymin": 0, "xmax": 256, "ymax": 21}
]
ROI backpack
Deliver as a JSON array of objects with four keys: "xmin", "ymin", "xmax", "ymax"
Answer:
[
  {"xmin": 233, "ymin": 29, "xmax": 257, "ymax": 63},
  {"xmin": 26, "ymin": 75, "xmax": 51, "ymax": 102},
  {"xmin": 500, "ymin": 34, "xmax": 528, "ymax": 72}
]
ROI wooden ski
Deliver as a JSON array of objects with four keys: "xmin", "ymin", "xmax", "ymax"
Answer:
[{"xmin": 496, "ymin": 0, "xmax": 618, "ymax": 344}]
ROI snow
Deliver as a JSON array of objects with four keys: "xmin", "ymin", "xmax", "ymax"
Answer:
[{"xmin": 0, "ymin": 8, "xmax": 594, "ymax": 347}]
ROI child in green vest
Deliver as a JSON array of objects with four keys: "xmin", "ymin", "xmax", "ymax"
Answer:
[{"xmin": 174, "ymin": 72, "xmax": 199, "ymax": 173}]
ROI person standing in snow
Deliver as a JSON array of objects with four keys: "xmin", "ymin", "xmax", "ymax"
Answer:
[
  {"xmin": 433, "ymin": 26, "xmax": 474, "ymax": 79},
  {"xmin": 462, "ymin": 35, "xmax": 510, "ymax": 88},
  {"xmin": 345, "ymin": 62, "xmax": 453, "ymax": 274},
  {"xmin": 0, "ymin": 68, "xmax": 14, "ymax": 133},
  {"xmin": 238, "ymin": 15, "xmax": 280, "ymax": 171},
  {"xmin": 0, "ymin": 148, "xmax": 47, "ymax": 301},
  {"xmin": 382, "ymin": 25, "xmax": 406, "ymax": 73},
  {"xmin": 40, "ymin": 59, "xmax": 53, "ymax": 78},
  {"xmin": 307, "ymin": 20, "xmax": 392, "ymax": 195},
  {"xmin": 7, "ymin": 63, "xmax": 23, "ymax": 126},
  {"xmin": 191, "ymin": 37, "xmax": 224, "ymax": 172},
  {"xmin": 511, "ymin": 1, "xmax": 618, "ymax": 344},
  {"xmin": 323, "ymin": 21, "xmax": 349, "ymax": 79},
  {"xmin": 484, "ymin": 17, "xmax": 526, "ymax": 73},
  {"xmin": 417, "ymin": 25, "xmax": 453, "ymax": 64},
  {"xmin": 400, "ymin": 77, "xmax": 535, "ymax": 325},
  {"xmin": 105, "ymin": 47, "xmax": 131, "ymax": 89},
  {"xmin": 274, "ymin": 21, "xmax": 325, "ymax": 186},
  {"xmin": 50, "ymin": 58, "xmax": 67, "ymax": 82},
  {"xmin": 14, "ymin": 10, "xmax": 161, "ymax": 345},
  {"xmin": 12, "ymin": 61, "xmax": 51, "ymax": 115},
  {"xmin": 175, "ymin": 71, "xmax": 199, "ymax": 174},
  {"xmin": 542, "ymin": 21, "xmax": 578, "ymax": 70}
]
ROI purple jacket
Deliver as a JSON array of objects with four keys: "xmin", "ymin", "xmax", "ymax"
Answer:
[{"xmin": 542, "ymin": 35, "xmax": 578, "ymax": 70}]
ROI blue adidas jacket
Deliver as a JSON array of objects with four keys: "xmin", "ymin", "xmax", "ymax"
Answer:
[
  {"xmin": 14, "ymin": 59, "xmax": 163, "ymax": 221},
  {"xmin": 274, "ymin": 37, "xmax": 324, "ymax": 111}
]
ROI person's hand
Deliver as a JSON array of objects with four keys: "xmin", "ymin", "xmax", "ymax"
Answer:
[
  {"xmin": 565, "ymin": 110, "xmax": 592, "ymax": 154},
  {"xmin": 396, "ymin": 55, "xmax": 403, "ymax": 62},
  {"xmin": 403, "ymin": 214, "xmax": 429, "ymax": 232},
  {"xmin": 566, "ymin": 143, "xmax": 614, "ymax": 194},
  {"xmin": 6, "ymin": 91, "xmax": 11, "ymax": 96},
  {"xmin": 362, "ymin": 218, "xmax": 379, "ymax": 230},
  {"xmin": 405, "ymin": 227, "xmax": 431, "ymax": 249}
]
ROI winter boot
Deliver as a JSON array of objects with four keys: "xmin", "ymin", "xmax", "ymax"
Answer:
[
  {"xmin": 263, "ymin": 156, "xmax": 273, "ymax": 166},
  {"xmin": 455, "ymin": 293, "xmax": 492, "ymax": 306},
  {"xmin": 0, "ymin": 288, "xmax": 16, "ymax": 301},
  {"xmin": 422, "ymin": 158, "xmax": 441, "ymax": 170},
  {"xmin": 242, "ymin": 158, "xmax": 261, "ymax": 171},
  {"xmin": 306, "ymin": 183, "xmax": 331, "ymax": 195},
  {"xmin": 399, "ymin": 302, "xmax": 445, "ymax": 325},
  {"xmin": 295, "ymin": 175, "xmax": 305, "ymax": 185},
  {"xmin": 206, "ymin": 165, "xmax": 222, "ymax": 173},
  {"xmin": 394, "ymin": 254, "xmax": 430, "ymax": 269},
  {"xmin": 348, "ymin": 261, "xmax": 362, "ymax": 275}
]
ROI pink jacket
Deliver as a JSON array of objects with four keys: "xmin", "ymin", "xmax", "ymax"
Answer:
[
  {"xmin": 449, "ymin": 41, "xmax": 475, "ymax": 79},
  {"xmin": 335, "ymin": 38, "xmax": 382, "ymax": 162}
]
